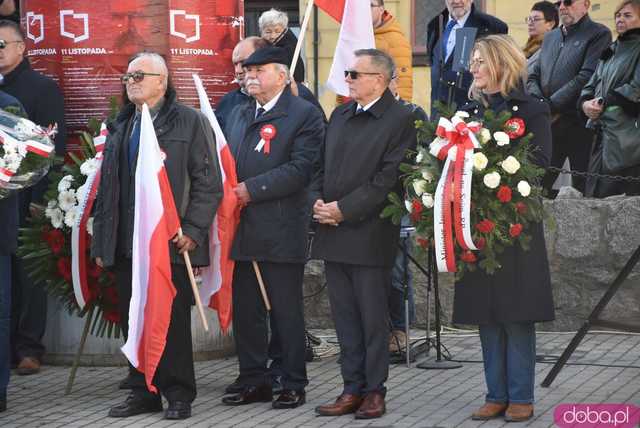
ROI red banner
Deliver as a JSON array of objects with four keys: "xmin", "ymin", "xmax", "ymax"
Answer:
[{"xmin": 20, "ymin": 0, "xmax": 244, "ymax": 149}]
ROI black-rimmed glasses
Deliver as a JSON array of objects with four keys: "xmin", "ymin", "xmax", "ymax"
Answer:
[
  {"xmin": 121, "ymin": 71, "xmax": 162, "ymax": 84},
  {"xmin": 0, "ymin": 39, "xmax": 23, "ymax": 49},
  {"xmin": 344, "ymin": 70, "xmax": 381, "ymax": 79}
]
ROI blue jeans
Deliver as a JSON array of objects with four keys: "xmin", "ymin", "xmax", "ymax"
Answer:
[
  {"xmin": 0, "ymin": 255, "xmax": 11, "ymax": 401},
  {"xmin": 479, "ymin": 322, "xmax": 536, "ymax": 404},
  {"xmin": 389, "ymin": 230, "xmax": 415, "ymax": 331}
]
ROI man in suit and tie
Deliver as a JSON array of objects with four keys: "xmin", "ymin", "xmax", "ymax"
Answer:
[
  {"xmin": 311, "ymin": 49, "xmax": 416, "ymax": 420},
  {"xmin": 427, "ymin": 0, "xmax": 507, "ymax": 114}
]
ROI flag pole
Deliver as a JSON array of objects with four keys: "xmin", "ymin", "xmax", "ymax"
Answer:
[
  {"xmin": 289, "ymin": 0, "xmax": 315, "ymax": 79},
  {"xmin": 252, "ymin": 261, "xmax": 272, "ymax": 311},
  {"xmin": 179, "ymin": 228, "xmax": 209, "ymax": 332}
]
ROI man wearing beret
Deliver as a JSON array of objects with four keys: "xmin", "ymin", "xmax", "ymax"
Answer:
[{"xmin": 221, "ymin": 47, "xmax": 325, "ymax": 409}]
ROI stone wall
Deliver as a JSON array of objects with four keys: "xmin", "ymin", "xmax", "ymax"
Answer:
[{"xmin": 303, "ymin": 193, "xmax": 640, "ymax": 332}]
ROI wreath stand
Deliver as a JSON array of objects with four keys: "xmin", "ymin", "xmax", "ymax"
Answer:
[{"xmin": 65, "ymin": 306, "xmax": 95, "ymax": 395}]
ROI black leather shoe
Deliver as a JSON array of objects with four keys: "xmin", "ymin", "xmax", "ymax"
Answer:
[
  {"xmin": 221, "ymin": 385, "xmax": 273, "ymax": 406},
  {"xmin": 272, "ymin": 389, "xmax": 305, "ymax": 409},
  {"xmin": 165, "ymin": 401, "xmax": 191, "ymax": 420},
  {"xmin": 108, "ymin": 393, "xmax": 162, "ymax": 417},
  {"xmin": 225, "ymin": 376, "xmax": 245, "ymax": 394},
  {"xmin": 272, "ymin": 375, "xmax": 283, "ymax": 394},
  {"xmin": 118, "ymin": 373, "xmax": 136, "ymax": 390}
]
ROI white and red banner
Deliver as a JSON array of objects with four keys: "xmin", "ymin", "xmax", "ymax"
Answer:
[
  {"xmin": 193, "ymin": 74, "xmax": 239, "ymax": 333},
  {"xmin": 430, "ymin": 116, "xmax": 481, "ymax": 272},
  {"xmin": 121, "ymin": 104, "xmax": 180, "ymax": 393},
  {"xmin": 315, "ymin": 0, "xmax": 375, "ymax": 96}
]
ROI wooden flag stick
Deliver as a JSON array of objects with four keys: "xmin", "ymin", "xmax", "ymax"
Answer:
[
  {"xmin": 289, "ymin": 0, "xmax": 315, "ymax": 79},
  {"xmin": 179, "ymin": 228, "xmax": 209, "ymax": 332},
  {"xmin": 252, "ymin": 261, "xmax": 272, "ymax": 311}
]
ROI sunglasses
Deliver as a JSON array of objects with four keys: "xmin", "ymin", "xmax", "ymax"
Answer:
[
  {"xmin": 555, "ymin": 0, "xmax": 575, "ymax": 6},
  {"xmin": 344, "ymin": 70, "xmax": 381, "ymax": 80},
  {"xmin": 121, "ymin": 71, "xmax": 162, "ymax": 84},
  {"xmin": 0, "ymin": 39, "xmax": 22, "ymax": 49}
]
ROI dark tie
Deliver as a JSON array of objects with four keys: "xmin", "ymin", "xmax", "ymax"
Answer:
[
  {"xmin": 256, "ymin": 107, "xmax": 266, "ymax": 119},
  {"xmin": 355, "ymin": 106, "xmax": 364, "ymax": 115},
  {"xmin": 442, "ymin": 19, "xmax": 457, "ymax": 60},
  {"xmin": 128, "ymin": 116, "xmax": 141, "ymax": 170}
]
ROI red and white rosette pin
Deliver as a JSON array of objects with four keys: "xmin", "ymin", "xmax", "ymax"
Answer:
[{"xmin": 255, "ymin": 124, "xmax": 277, "ymax": 155}]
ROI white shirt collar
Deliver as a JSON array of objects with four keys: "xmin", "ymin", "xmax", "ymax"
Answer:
[
  {"xmin": 448, "ymin": 10, "xmax": 471, "ymax": 27},
  {"xmin": 358, "ymin": 96, "xmax": 382, "ymax": 112},
  {"xmin": 256, "ymin": 88, "xmax": 285, "ymax": 115}
]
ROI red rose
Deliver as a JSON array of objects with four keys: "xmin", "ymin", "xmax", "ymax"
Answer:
[
  {"xmin": 87, "ymin": 261, "xmax": 102, "ymax": 279},
  {"xmin": 103, "ymin": 310, "xmax": 120, "ymax": 323},
  {"xmin": 475, "ymin": 237, "xmax": 486, "ymax": 250},
  {"xmin": 416, "ymin": 237, "xmax": 430, "ymax": 249},
  {"xmin": 496, "ymin": 185, "xmax": 512, "ymax": 203},
  {"xmin": 57, "ymin": 257, "xmax": 72, "ymax": 282},
  {"xmin": 410, "ymin": 199, "xmax": 423, "ymax": 222},
  {"xmin": 509, "ymin": 223, "xmax": 523, "ymax": 238},
  {"xmin": 476, "ymin": 219, "xmax": 495, "ymax": 234},
  {"xmin": 505, "ymin": 117, "xmax": 525, "ymax": 139},
  {"xmin": 45, "ymin": 229, "xmax": 65, "ymax": 255},
  {"xmin": 460, "ymin": 251, "xmax": 477, "ymax": 263},
  {"xmin": 515, "ymin": 202, "xmax": 527, "ymax": 215}
]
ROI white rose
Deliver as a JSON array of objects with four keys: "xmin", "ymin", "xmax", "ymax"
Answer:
[
  {"xmin": 517, "ymin": 180, "xmax": 532, "ymax": 197},
  {"xmin": 421, "ymin": 169, "xmax": 434, "ymax": 182},
  {"xmin": 479, "ymin": 128, "xmax": 491, "ymax": 145},
  {"xmin": 76, "ymin": 183, "xmax": 89, "ymax": 203},
  {"xmin": 87, "ymin": 217, "xmax": 94, "ymax": 236},
  {"xmin": 454, "ymin": 110, "xmax": 470, "ymax": 119},
  {"xmin": 473, "ymin": 152, "xmax": 489, "ymax": 171},
  {"xmin": 493, "ymin": 131, "xmax": 510, "ymax": 146},
  {"xmin": 58, "ymin": 175, "xmax": 74, "ymax": 192},
  {"xmin": 7, "ymin": 160, "xmax": 20, "ymax": 172},
  {"xmin": 49, "ymin": 208, "xmax": 64, "ymax": 229},
  {"xmin": 47, "ymin": 200, "xmax": 57, "ymax": 209},
  {"xmin": 2, "ymin": 139, "xmax": 17, "ymax": 153},
  {"xmin": 58, "ymin": 189, "xmax": 77, "ymax": 212},
  {"xmin": 80, "ymin": 158, "xmax": 99, "ymax": 176},
  {"xmin": 412, "ymin": 179, "xmax": 428, "ymax": 196},
  {"xmin": 17, "ymin": 143, "xmax": 27, "ymax": 157},
  {"xmin": 64, "ymin": 208, "xmax": 78, "ymax": 228},
  {"xmin": 483, "ymin": 172, "xmax": 501, "ymax": 189},
  {"xmin": 501, "ymin": 156, "xmax": 521, "ymax": 175},
  {"xmin": 405, "ymin": 200, "xmax": 413, "ymax": 213},
  {"xmin": 415, "ymin": 148, "xmax": 426, "ymax": 164},
  {"xmin": 422, "ymin": 193, "xmax": 434, "ymax": 208}
]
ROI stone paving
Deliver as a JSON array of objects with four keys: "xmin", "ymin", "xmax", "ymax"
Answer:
[{"xmin": 2, "ymin": 331, "xmax": 639, "ymax": 428}]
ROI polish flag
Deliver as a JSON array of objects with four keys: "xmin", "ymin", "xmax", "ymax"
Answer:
[
  {"xmin": 315, "ymin": 0, "xmax": 375, "ymax": 96},
  {"xmin": 121, "ymin": 104, "xmax": 181, "ymax": 393},
  {"xmin": 193, "ymin": 74, "xmax": 240, "ymax": 333}
]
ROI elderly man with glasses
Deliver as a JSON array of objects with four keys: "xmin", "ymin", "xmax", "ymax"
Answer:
[
  {"xmin": 527, "ymin": 0, "xmax": 611, "ymax": 197},
  {"xmin": 92, "ymin": 52, "xmax": 223, "ymax": 420}
]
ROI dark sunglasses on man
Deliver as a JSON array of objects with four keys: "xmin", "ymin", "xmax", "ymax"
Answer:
[
  {"xmin": 121, "ymin": 71, "xmax": 162, "ymax": 84},
  {"xmin": 344, "ymin": 70, "xmax": 381, "ymax": 80},
  {"xmin": 555, "ymin": 0, "xmax": 574, "ymax": 7},
  {"xmin": 0, "ymin": 39, "xmax": 22, "ymax": 49}
]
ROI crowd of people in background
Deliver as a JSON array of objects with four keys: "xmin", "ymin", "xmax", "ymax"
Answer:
[{"xmin": 1, "ymin": 0, "xmax": 640, "ymax": 424}]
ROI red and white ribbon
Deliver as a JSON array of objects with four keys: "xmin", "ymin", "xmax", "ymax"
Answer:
[
  {"xmin": 0, "ymin": 167, "xmax": 15, "ymax": 182},
  {"xmin": 255, "ymin": 124, "xmax": 277, "ymax": 155},
  {"xmin": 26, "ymin": 139, "xmax": 54, "ymax": 157},
  {"xmin": 430, "ymin": 116, "xmax": 481, "ymax": 272}
]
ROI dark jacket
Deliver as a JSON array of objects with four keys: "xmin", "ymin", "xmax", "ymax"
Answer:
[
  {"xmin": 453, "ymin": 90, "xmax": 555, "ymax": 324},
  {"xmin": 0, "ymin": 90, "xmax": 25, "ymax": 256},
  {"xmin": 527, "ymin": 15, "xmax": 611, "ymax": 119},
  {"xmin": 223, "ymin": 87, "xmax": 324, "ymax": 263},
  {"xmin": 310, "ymin": 89, "xmax": 417, "ymax": 267},
  {"xmin": 427, "ymin": 5, "xmax": 508, "ymax": 112},
  {"xmin": 578, "ymin": 28, "xmax": 640, "ymax": 173},
  {"xmin": 91, "ymin": 87, "xmax": 223, "ymax": 268},
  {"xmin": 1, "ymin": 58, "xmax": 66, "ymax": 205},
  {"xmin": 275, "ymin": 28, "xmax": 305, "ymax": 83}
]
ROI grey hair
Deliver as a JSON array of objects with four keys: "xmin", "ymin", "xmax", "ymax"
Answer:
[
  {"xmin": 354, "ymin": 49, "xmax": 396, "ymax": 84},
  {"xmin": 274, "ymin": 63, "xmax": 291, "ymax": 84},
  {"xmin": 258, "ymin": 8, "xmax": 289, "ymax": 30},
  {"xmin": 130, "ymin": 52, "xmax": 169, "ymax": 87}
]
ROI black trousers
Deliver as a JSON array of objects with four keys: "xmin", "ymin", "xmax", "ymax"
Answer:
[
  {"xmin": 325, "ymin": 262, "xmax": 391, "ymax": 395},
  {"xmin": 542, "ymin": 118, "xmax": 595, "ymax": 196},
  {"xmin": 232, "ymin": 261, "xmax": 308, "ymax": 391},
  {"xmin": 115, "ymin": 258, "xmax": 196, "ymax": 403}
]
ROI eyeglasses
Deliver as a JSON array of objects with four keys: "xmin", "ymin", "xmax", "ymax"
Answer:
[
  {"xmin": 0, "ymin": 39, "xmax": 22, "ymax": 49},
  {"xmin": 469, "ymin": 58, "xmax": 485, "ymax": 69},
  {"xmin": 121, "ymin": 71, "xmax": 162, "ymax": 84},
  {"xmin": 344, "ymin": 70, "xmax": 381, "ymax": 79},
  {"xmin": 555, "ymin": 0, "xmax": 575, "ymax": 7},
  {"xmin": 261, "ymin": 28, "xmax": 284, "ymax": 37},
  {"xmin": 525, "ymin": 17, "xmax": 546, "ymax": 23}
]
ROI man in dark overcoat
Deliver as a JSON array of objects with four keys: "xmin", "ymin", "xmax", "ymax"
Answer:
[
  {"xmin": 92, "ymin": 52, "xmax": 223, "ymax": 420},
  {"xmin": 311, "ymin": 49, "xmax": 416, "ymax": 420},
  {"xmin": 220, "ymin": 47, "xmax": 325, "ymax": 409}
]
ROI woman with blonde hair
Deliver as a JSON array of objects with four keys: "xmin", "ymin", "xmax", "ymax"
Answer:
[{"xmin": 456, "ymin": 34, "xmax": 555, "ymax": 423}]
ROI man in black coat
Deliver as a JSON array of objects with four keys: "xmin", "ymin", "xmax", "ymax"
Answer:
[
  {"xmin": 220, "ymin": 47, "xmax": 324, "ymax": 409},
  {"xmin": 0, "ymin": 19, "xmax": 66, "ymax": 375},
  {"xmin": 527, "ymin": 0, "xmax": 611, "ymax": 196},
  {"xmin": 91, "ymin": 52, "xmax": 223, "ymax": 420},
  {"xmin": 311, "ymin": 49, "xmax": 416, "ymax": 420},
  {"xmin": 427, "ymin": 1, "xmax": 507, "ymax": 114}
]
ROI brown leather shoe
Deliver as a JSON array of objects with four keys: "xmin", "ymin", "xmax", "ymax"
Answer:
[
  {"xmin": 17, "ymin": 357, "xmax": 41, "ymax": 376},
  {"xmin": 471, "ymin": 402, "xmax": 508, "ymax": 420},
  {"xmin": 315, "ymin": 394, "xmax": 362, "ymax": 416},
  {"xmin": 355, "ymin": 392, "xmax": 386, "ymax": 419},
  {"xmin": 505, "ymin": 403, "xmax": 534, "ymax": 422}
]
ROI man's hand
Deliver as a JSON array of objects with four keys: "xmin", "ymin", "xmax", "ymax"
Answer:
[
  {"xmin": 234, "ymin": 182, "xmax": 251, "ymax": 205},
  {"xmin": 582, "ymin": 99, "xmax": 603, "ymax": 121},
  {"xmin": 95, "ymin": 257, "xmax": 103, "ymax": 268},
  {"xmin": 313, "ymin": 199, "xmax": 343, "ymax": 226},
  {"xmin": 173, "ymin": 234, "xmax": 197, "ymax": 254}
]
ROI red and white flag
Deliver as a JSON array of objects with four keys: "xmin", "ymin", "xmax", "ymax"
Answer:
[
  {"xmin": 315, "ymin": 0, "xmax": 375, "ymax": 96},
  {"xmin": 122, "ymin": 104, "xmax": 181, "ymax": 393},
  {"xmin": 193, "ymin": 74, "xmax": 240, "ymax": 333}
]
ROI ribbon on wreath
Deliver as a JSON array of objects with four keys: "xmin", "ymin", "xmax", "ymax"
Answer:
[
  {"xmin": 0, "ymin": 129, "xmax": 54, "ymax": 182},
  {"xmin": 429, "ymin": 116, "xmax": 481, "ymax": 272},
  {"xmin": 71, "ymin": 123, "xmax": 108, "ymax": 309}
]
